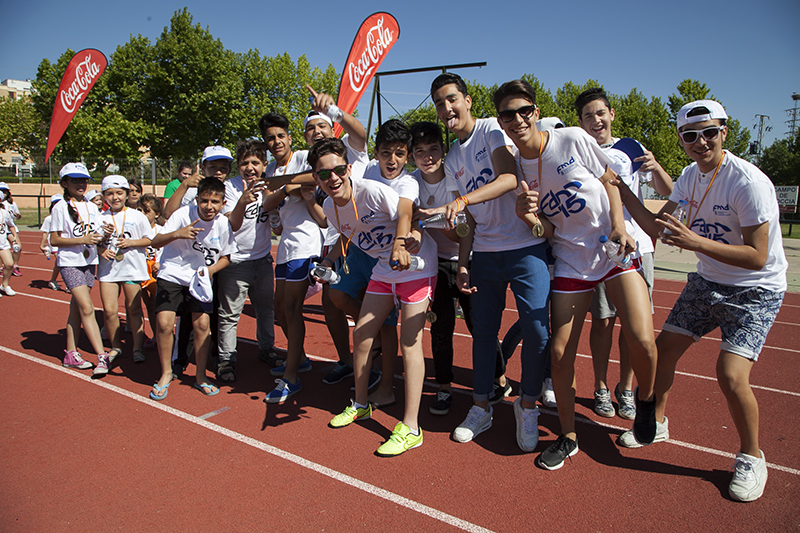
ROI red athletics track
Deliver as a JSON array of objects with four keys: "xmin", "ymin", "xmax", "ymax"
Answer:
[{"xmin": 1, "ymin": 230, "xmax": 799, "ymax": 532}]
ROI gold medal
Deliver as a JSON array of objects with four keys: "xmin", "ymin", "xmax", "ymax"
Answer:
[
  {"xmin": 455, "ymin": 223, "xmax": 470, "ymax": 238},
  {"xmin": 426, "ymin": 311, "xmax": 437, "ymax": 323},
  {"xmin": 531, "ymin": 220, "xmax": 545, "ymax": 238},
  {"xmin": 342, "ymin": 260, "xmax": 350, "ymax": 275},
  {"xmin": 115, "ymin": 251, "xmax": 124, "ymax": 261}
]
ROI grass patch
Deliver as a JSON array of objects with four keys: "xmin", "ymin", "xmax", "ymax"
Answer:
[{"xmin": 15, "ymin": 208, "xmax": 49, "ymax": 229}]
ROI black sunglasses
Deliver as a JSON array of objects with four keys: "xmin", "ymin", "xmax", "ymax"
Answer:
[
  {"xmin": 498, "ymin": 104, "xmax": 537, "ymax": 123},
  {"xmin": 315, "ymin": 165, "xmax": 348, "ymax": 181},
  {"xmin": 678, "ymin": 125, "xmax": 725, "ymax": 144}
]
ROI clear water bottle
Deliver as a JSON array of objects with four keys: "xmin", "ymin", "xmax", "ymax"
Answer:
[
  {"xmin": 311, "ymin": 263, "xmax": 340, "ymax": 284},
  {"xmin": 662, "ymin": 199, "xmax": 688, "ymax": 237},
  {"xmin": 390, "ymin": 256, "xmax": 427, "ymax": 271},
  {"xmin": 12, "ymin": 243, "xmax": 21, "ymax": 253},
  {"xmin": 418, "ymin": 211, "xmax": 466, "ymax": 230},
  {"xmin": 45, "ymin": 247, "xmax": 52, "ymax": 260},
  {"xmin": 599, "ymin": 235, "xmax": 632, "ymax": 269},
  {"xmin": 269, "ymin": 210, "xmax": 281, "ymax": 229}
]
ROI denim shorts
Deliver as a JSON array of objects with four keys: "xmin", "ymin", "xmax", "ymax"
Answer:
[{"xmin": 662, "ymin": 272, "xmax": 784, "ymax": 361}]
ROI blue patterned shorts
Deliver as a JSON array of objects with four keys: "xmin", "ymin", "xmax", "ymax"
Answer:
[{"xmin": 662, "ymin": 272, "xmax": 784, "ymax": 361}]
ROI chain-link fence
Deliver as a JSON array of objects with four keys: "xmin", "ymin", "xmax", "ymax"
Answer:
[{"xmin": 0, "ymin": 155, "xmax": 197, "ymax": 185}]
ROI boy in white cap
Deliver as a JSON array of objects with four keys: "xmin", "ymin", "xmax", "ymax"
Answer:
[
  {"xmin": 613, "ymin": 100, "xmax": 787, "ymax": 502},
  {"xmin": 164, "ymin": 145, "xmax": 233, "ymax": 219}
]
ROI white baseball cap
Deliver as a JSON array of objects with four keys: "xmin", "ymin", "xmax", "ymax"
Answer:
[
  {"xmin": 59, "ymin": 162, "xmax": 92, "ymax": 180},
  {"xmin": 101, "ymin": 175, "xmax": 130, "ymax": 191},
  {"xmin": 189, "ymin": 266, "xmax": 214, "ymax": 303},
  {"xmin": 50, "ymin": 194, "xmax": 64, "ymax": 204},
  {"xmin": 536, "ymin": 117, "xmax": 565, "ymax": 131},
  {"xmin": 84, "ymin": 190, "xmax": 101, "ymax": 202},
  {"xmin": 304, "ymin": 111, "xmax": 333, "ymax": 129},
  {"xmin": 201, "ymin": 146, "xmax": 233, "ymax": 162},
  {"xmin": 676, "ymin": 100, "xmax": 728, "ymax": 129},
  {"xmin": 0, "ymin": 182, "xmax": 9, "ymax": 191}
]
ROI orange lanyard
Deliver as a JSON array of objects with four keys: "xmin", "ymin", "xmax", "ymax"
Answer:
[
  {"xmin": 687, "ymin": 153, "xmax": 725, "ymax": 229},
  {"xmin": 333, "ymin": 180, "xmax": 359, "ymax": 259},
  {"xmin": 517, "ymin": 131, "xmax": 545, "ymax": 187},
  {"xmin": 69, "ymin": 199, "xmax": 90, "ymax": 230},
  {"xmin": 109, "ymin": 207, "xmax": 127, "ymax": 237}
]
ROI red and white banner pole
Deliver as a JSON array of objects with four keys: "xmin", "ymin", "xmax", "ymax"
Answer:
[
  {"xmin": 334, "ymin": 13, "xmax": 400, "ymax": 137},
  {"xmin": 44, "ymin": 49, "xmax": 108, "ymax": 163}
]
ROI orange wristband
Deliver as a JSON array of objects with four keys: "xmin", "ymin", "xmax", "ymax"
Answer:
[{"xmin": 459, "ymin": 195, "xmax": 469, "ymax": 206}]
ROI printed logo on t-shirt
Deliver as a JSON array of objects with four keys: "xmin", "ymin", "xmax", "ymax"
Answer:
[
  {"xmin": 72, "ymin": 221, "xmax": 96, "ymax": 237},
  {"xmin": 360, "ymin": 210, "xmax": 377, "ymax": 224},
  {"xmin": 454, "ymin": 167, "xmax": 465, "ymax": 180},
  {"xmin": 358, "ymin": 226, "xmax": 392, "ymax": 251},
  {"xmin": 540, "ymin": 181, "xmax": 586, "ymax": 218},
  {"xmin": 245, "ymin": 202, "xmax": 268, "ymax": 223},
  {"xmin": 689, "ymin": 218, "xmax": 731, "ymax": 244},
  {"xmin": 475, "ymin": 146, "xmax": 488, "ymax": 163},
  {"xmin": 466, "ymin": 168, "xmax": 493, "ymax": 193},
  {"xmin": 193, "ymin": 240, "xmax": 220, "ymax": 266},
  {"xmin": 556, "ymin": 156, "xmax": 577, "ymax": 176},
  {"xmin": 713, "ymin": 204, "xmax": 731, "ymax": 217}
]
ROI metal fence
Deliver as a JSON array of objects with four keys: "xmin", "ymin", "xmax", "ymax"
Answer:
[{"xmin": 0, "ymin": 156, "xmax": 196, "ymax": 185}]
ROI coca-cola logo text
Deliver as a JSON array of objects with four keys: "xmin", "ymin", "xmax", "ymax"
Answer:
[
  {"xmin": 347, "ymin": 17, "xmax": 394, "ymax": 94},
  {"xmin": 59, "ymin": 54, "xmax": 101, "ymax": 114}
]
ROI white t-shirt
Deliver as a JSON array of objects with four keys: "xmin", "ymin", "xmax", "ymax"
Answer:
[
  {"xmin": 444, "ymin": 118, "xmax": 543, "ymax": 252},
  {"xmin": 3, "ymin": 201, "xmax": 19, "ymax": 228},
  {"xmin": 322, "ymin": 178, "xmax": 437, "ymax": 283},
  {"xmin": 413, "ymin": 169, "xmax": 461, "ymax": 261},
  {"xmin": 516, "ymin": 127, "xmax": 624, "ymax": 281},
  {"xmin": 157, "ymin": 204, "xmax": 236, "ymax": 287},
  {"xmin": 362, "ymin": 160, "xmax": 419, "ymax": 202},
  {"xmin": 223, "ymin": 175, "xmax": 273, "ymax": 263},
  {"xmin": 40, "ymin": 214, "xmax": 57, "ymax": 253},
  {"xmin": 266, "ymin": 151, "xmax": 322, "ymax": 264},
  {"xmin": 604, "ymin": 140, "xmax": 655, "ymax": 255},
  {"xmin": 0, "ymin": 208, "xmax": 14, "ymax": 251},
  {"xmin": 180, "ymin": 187, "xmax": 197, "ymax": 207},
  {"xmin": 50, "ymin": 199, "xmax": 102, "ymax": 267},
  {"xmin": 670, "ymin": 151, "xmax": 787, "ymax": 292},
  {"xmin": 145, "ymin": 223, "xmax": 163, "ymax": 264},
  {"xmin": 97, "ymin": 208, "xmax": 154, "ymax": 282}
]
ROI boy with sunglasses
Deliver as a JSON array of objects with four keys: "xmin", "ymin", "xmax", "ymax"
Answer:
[
  {"xmin": 310, "ymin": 138, "xmax": 437, "ymax": 456},
  {"xmin": 499, "ymin": 79, "xmax": 659, "ymax": 470},
  {"xmin": 429, "ymin": 73, "xmax": 550, "ymax": 453},
  {"xmin": 575, "ymin": 88, "xmax": 673, "ymax": 422},
  {"xmin": 612, "ymin": 100, "xmax": 787, "ymax": 502}
]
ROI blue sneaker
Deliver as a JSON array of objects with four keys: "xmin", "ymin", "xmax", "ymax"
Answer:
[
  {"xmin": 350, "ymin": 368, "xmax": 381, "ymax": 391},
  {"xmin": 264, "ymin": 378, "xmax": 302, "ymax": 404},
  {"xmin": 270, "ymin": 358, "xmax": 312, "ymax": 377}
]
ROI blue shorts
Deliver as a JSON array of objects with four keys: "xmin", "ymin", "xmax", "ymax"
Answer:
[
  {"xmin": 662, "ymin": 272, "xmax": 784, "ymax": 361},
  {"xmin": 275, "ymin": 257, "xmax": 317, "ymax": 282},
  {"xmin": 331, "ymin": 246, "xmax": 398, "ymax": 326}
]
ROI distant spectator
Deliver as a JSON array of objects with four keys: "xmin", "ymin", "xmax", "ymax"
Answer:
[{"xmin": 164, "ymin": 162, "xmax": 193, "ymax": 199}]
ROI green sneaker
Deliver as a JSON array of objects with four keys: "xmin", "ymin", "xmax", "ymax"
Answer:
[
  {"xmin": 376, "ymin": 423, "xmax": 423, "ymax": 457},
  {"xmin": 330, "ymin": 400, "xmax": 372, "ymax": 428}
]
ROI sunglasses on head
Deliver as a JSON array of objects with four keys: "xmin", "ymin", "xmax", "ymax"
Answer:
[
  {"xmin": 498, "ymin": 104, "xmax": 537, "ymax": 123},
  {"xmin": 678, "ymin": 125, "xmax": 725, "ymax": 144},
  {"xmin": 315, "ymin": 165, "xmax": 348, "ymax": 181}
]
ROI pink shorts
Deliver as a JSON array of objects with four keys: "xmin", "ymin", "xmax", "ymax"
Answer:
[
  {"xmin": 366, "ymin": 276, "xmax": 437, "ymax": 305},
  {"xmin": 552, "ymin": 257, "xmax": 641, "ymax": 293}
]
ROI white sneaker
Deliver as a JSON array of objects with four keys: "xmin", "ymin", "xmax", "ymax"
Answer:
[
  {"xmin": 618, "ymin": 416, "xmax": 669, "ymax": 448},
  {"xmin": 514, "ymin": 397, "xmax": 540, "ymax": 452},
  {"xmin": 453, "ymin": 405, "xmax": 493, "ymax": 443},
  {"xmin": 1, "ymin": 286, "xmax": 15, "ymax": 296},
  {"xmin": 541, "ymin": 378, "xmax": 557, "ymax": 408},
  {"xmin": 729, "ymin": 450, "xmax": 768, "ymax": 502}
]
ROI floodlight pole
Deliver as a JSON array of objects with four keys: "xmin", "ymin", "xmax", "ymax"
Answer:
[{"xmin": 365, "ymin": 62, "xmax": 486, "ymax": 145}]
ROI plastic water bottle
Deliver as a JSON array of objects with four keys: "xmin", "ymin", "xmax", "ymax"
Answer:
[
  {"xmin": 45, "ymin": 247, "xmax": 51, "ymax": 260},
  {"xmin": 418, "ymin": 211, "xmax": 467, "ymax": 230},
  {"xmin": 12, "ymin": 243, "xmax": 21, "ymax": 253},
  {"xmin": 269, "ymin": 210, "xmax": 281, "ymax": 229},
  {"xmin": 390, "ymin": 256, "xmax": 427, "ymax": 271},
  {"xmin": 599, "ymin": 235, "xmax": 632, "ymax": 269},
  {"xmin": 662, "ymin": 200, "xmax": 688, "ymax": 237},
  {"xmin": 311, "ymin": 263, "xmax": 340, "ymax": 284}
]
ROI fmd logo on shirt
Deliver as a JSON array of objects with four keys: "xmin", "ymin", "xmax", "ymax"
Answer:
[
  {"xmin": 475, "ymin": 146, "xmax": 488, "ymax": 163},
  {"xmin": 713, "ymin": 204, "xmax": 731, "ymax": 216},
  {"xmin": 360, "ymin": 210, "xmax": 376, "ymax": 224},
  {"xmin": 556, "ymin": 156, "xmax": 576, "ymax": 175}
]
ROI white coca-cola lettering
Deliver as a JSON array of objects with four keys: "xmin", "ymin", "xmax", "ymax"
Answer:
[
  {"xmin": 347, "ymin": 17, "xmax": 394, "ymax": 94},
  {"xmin": 59, "ymin": 54, "xmax": 101, "ymax": 114}
]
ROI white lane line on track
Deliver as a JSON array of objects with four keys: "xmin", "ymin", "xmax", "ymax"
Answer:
[
  {"xmin": 1, "ymin": 344, "xmax": 495, "ymax": 533},
  {"xmin": 15, "ymin": 290, "xmax": 800, "ymax": 392}
]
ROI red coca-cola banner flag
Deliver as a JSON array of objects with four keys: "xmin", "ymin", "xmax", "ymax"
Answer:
[
  {"xmin": 45, "ymin": 49, "xmax": 108, "ymax": 163},
  {"xmin": 334, "ymin": 12, "xmax": 400, "ymax": 137}
]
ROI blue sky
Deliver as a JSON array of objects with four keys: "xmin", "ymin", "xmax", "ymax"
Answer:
[{"xmin": 3, "ymin": 0, "xmax": 798, "ymax": 148}]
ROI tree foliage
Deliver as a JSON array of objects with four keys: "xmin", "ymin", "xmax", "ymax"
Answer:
[
  {"xmin": 0, "ymin": 94, "xmax": 43, "ymax": 163},
  {"xmin": 759, "ymin": 132, "xmax": 800, "ymax": 186}
]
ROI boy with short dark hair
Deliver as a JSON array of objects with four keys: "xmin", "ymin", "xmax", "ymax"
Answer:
[
  {"xmin": 614, "ymin": 100, "xmax": 787, "ymax": 502},
  {"xmin": 149, "ymin": 177, "xmax": 236, "ymax": 400},
  {"xmin": 574, "ymin": 87, "xmax": 673, "ymax": 420}
]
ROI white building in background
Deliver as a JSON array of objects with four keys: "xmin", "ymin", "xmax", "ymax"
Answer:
[{"xmin": 1, "ymin": 79, "xmax": 35, "ymax": 177}]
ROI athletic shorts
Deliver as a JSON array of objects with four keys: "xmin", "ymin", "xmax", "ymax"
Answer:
[
  {"xmin": 366, "ymin": 275, "xmax": 437, "ymax": 305},
  {"xmin": 275, "ymin": 257, "xmax": 316, "ymax": 282},
  {"xmin": 591, "ymin": 252, "xmax": 654, "ymax": 319},
  {"xmin": 662, "ymin": 272, "xmax": 784, "ymax": 361},
  {"xmin": 552, "ymin": 257, "xmax": 642, "ymax": 294},
  {"xmin": 331, "ymin": 246, "xmax": 398, "ymax": 326},
  {"xmin": 155, "ymin": 278, "xmax": 212, "ymax": 315},
  {"xmin": 60, "ymin": 265, "xmax": 96, "ymax": 290}
]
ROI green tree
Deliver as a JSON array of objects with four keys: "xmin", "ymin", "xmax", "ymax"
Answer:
[
  {"xmin": 0, "ymin": 94, "xmax": 44, "ymax": 163},
  {"xmin": 758, "ymin": 133, "xmax": 800, "ymax": 186}
]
